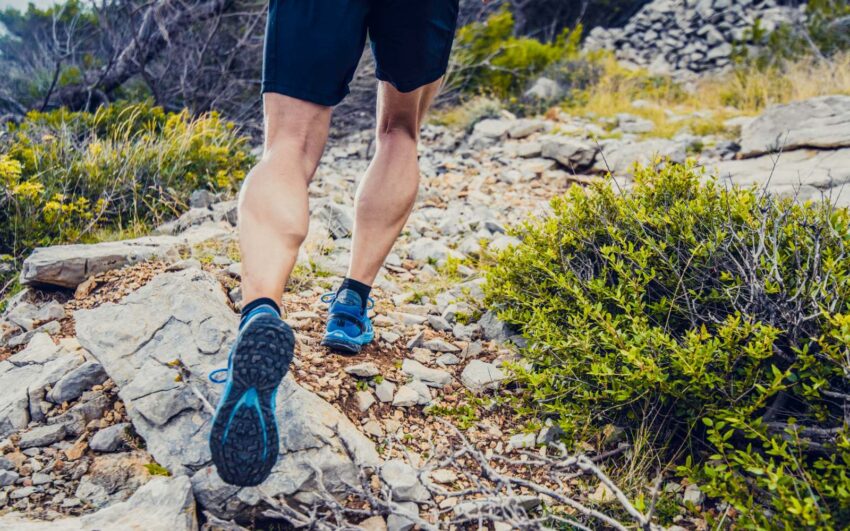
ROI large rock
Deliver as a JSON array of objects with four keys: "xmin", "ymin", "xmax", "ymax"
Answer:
[
  {"xmin": 711, "ymin": 148, "xmax": 850, "ymax": 195},
  {"xmin": 740, "ymin": 96, "xmax": 850, "ymax": 157},
  {"xmin": 20, "ymin": 236, "xmax": 182, "ymax": 288},
  {"xmin": 594, "ymin": 139, "xmax": 687, "ymax": 175},
  {"xmin": 540, "ymin": 136, "xmax": 598, "ymax": 169},
  {"xmin": 0, "ymin": 334, "xmax": 84, "ymax": 438},
  {"xmin": 0, "ymin": 475, "xmax": 198, "ymax": 531},
  {"xmin": 74, "ymin": 269, "xmax": 380, "ymax": 520}
]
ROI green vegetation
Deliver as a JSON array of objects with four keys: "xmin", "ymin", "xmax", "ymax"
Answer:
[
  {"xmin": 0, "ymin": 101, "xmax": 253, "ymax": 271},
  {"xmin": 144, "ymin": 462, "xmax": 170, "ymax": 476},
  {"xmin": 485, "ymin": 163, "xmax": 850, "ymax": 528},
  {"xmin": 451, "ymin": 8, "xmax": 582, "ymax": 100}
]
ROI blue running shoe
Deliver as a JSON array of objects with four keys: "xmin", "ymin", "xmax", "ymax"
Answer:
[
  {"xmin": 320, "ymin": 289, "xmax": 375, "ymax": 355},
  {"xmin": 208, "ymin": 306, "xmax": 294, "ymax": 486}
]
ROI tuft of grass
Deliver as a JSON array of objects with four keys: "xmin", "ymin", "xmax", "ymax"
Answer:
[{"xmin": 144, "ymin": 462, "xmax": 170, "ymax": 476}]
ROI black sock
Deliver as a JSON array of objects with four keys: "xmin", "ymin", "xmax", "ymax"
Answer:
[
  {"xmin": 240, "ymin": 297, "xmax": 280, "ymax": 328},
  {"xmin": 337, "ymin": 278, "xmax": 371, "ymax": 310}
]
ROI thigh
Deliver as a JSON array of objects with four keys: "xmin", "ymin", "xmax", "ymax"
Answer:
[
  {"xmin": 263, "ymin": 0, "xmax": 370, "ymax": 106},
  {"xmin": 368, "ymin": 0, "xmax": 459, "ymax": 93}
]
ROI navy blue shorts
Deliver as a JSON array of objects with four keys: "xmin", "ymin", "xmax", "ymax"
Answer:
[{"xmin": 262, "ymin": 0, "xmax": 459, "ymax": 106}]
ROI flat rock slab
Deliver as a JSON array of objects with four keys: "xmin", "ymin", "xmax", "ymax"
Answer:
[
  {"xmin": 709, "ymin": 148, "xmax": 850, "ymax": 193},
  {"xmin": 74, "ymin": 268, "xmax": 379, "ymax": 520},
  {"xmin": 21, "ymin": 236, "xmax": 182, "ymax": 289},
  {"xmin": 0, "ymin": 475, "xmax": 197, "ymax": 531},
  {"xmin": 740, "ymin": 95, "xmax": 850, "ymax": 157}
]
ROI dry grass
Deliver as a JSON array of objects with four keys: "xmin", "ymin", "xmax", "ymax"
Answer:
[
  {"xmin": 542, "ymin": 52, "xmax": 850, "ymax": 140},
  {"xmin": 692, "ymin": 52, "xmax": 850, "ymax": 112}
]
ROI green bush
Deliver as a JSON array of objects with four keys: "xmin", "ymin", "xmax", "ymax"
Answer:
[
  {"xmin": 451, "ymin": 8, "xmax": 582, "ymax": 100},
  {"xmin": 0, "ymin": 101, "xmax": 253, "ymax": 267},
  {"xmin": 485, "ymin": 163, "xmax": 850, "ymax": 529}
]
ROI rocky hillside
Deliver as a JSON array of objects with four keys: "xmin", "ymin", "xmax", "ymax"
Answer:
[
  {"xmin": 584, "ymin": 0, "xmax": 805, "ymax": 75},
  {"xmin": 0, "ymin": 91, "xmax": 848, "ymax": 529}
]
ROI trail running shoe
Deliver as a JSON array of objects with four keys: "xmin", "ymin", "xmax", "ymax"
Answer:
[
  {"xmin": 320, "ymin": 289, "xmax": 375, "ymax": 355},
  {"xmin": 208, "ymin": 307, "xmax": 294, "ymax": 487}
]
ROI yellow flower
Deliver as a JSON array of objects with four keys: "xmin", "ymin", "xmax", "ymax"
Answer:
[{"xmin": 11, "ymin": 180, "xmax": 44, "ymax": 200}]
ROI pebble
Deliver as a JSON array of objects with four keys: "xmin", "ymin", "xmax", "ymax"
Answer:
[
  {"xmin": 375, "ymin": 380, "xmax": 396, "ymax": 403},
  {"xmin": 460, "ymin": 360, "xmax": 506, "ymax": 393},
  {"xmin": 0, "ymin": 470, "xmax": 19, "ymax": 487},
  {"xmin": 18, "ymin": 423, "xmax": 67, "ymax": 449},
  {"xmin": 401, "ymin": 359, "xmax": 452, "ymax": 388},
  {"xmin": 89, "ymin": 423, "xmax": 130, "ymax": 453},
  {"xmin": 10, "ymin": 486, "xmax": 37, "ymax": 500},
  {"xmin": 356, "ymin": 391, "xmax": 376, "ymax": 413},
  {"xmin": 508, "ymin": 433, "xmax": 537, "ymax": 450},
  {"xmin": 344, "ymin": 362, "xmax": 380, "ymax": 378},
  {"xmin": 422, "ymin": 338, "xmax": 460, "ymax": 353}
]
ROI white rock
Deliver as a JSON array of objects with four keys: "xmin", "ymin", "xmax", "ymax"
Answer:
[
  {"xmin": 345, "ymin": 362, "xmax": 380, "ymax": 378},
  {"xmin": 401, "ymin": 359, "xmax": 452, "ymax": 388},
  {"xmin": 375, "ymin": 380, "xmax": 396, "ymax": 403},
  {"xmin": 380, "ymin": 459, "xmax": 430, "ymax": 502},
  {"xmin": 461, "ymin": 360, "xmax": 506, "ymax": 393}
]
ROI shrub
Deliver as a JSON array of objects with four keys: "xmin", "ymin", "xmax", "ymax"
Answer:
[
  {"xmin": 0, "ymin": 101, "xmax": 253, "ymax": 268},
  {"xmin": 450, "ymin": 8, "xmax": 582, "ymax": 100},
  {"xmin": 485, "ymin": 163, "xmax": 850, "ymax": 528}
]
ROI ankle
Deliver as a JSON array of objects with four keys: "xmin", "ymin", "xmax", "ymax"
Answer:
[
  {"xmin": 240, "ymin": 297, "xmax": 281, "ymax": 329},
  {"xmin": 337, "ymin": 278, "xmax": 371, "ymax": 310}
]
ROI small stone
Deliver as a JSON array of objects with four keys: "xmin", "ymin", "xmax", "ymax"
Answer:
[
  {"xmin": 18, "ymin": 423, "xmax": 67, "ymax": 449},
  {"xmin": 362, "ymin": 420, "xmax": 384, "ymax": 438},
  {"xmin": 422, "ymin": 338, "xmax": 460, "ymax": 353},
  {"xmin": 0, "ymin": 470, "xmax": 19, "ymax": 487},
  {"xmin": 683, "ymin": 484, "xmax": 705, "ymax": 505},
  {"xmin": 381, "ymin": 331, "xmax": 401, "ymax": 344},
  {"xmin": 380, "ymin": 459, "xmax": 430, "ymax": 502},
  {"xmin": 401, "ymin": 359, "xmax": 452, "ymax": 388},
  {"xmin": 406, "ymin": 332, "xmax": 425, "ymax": 350},
  {"xmin": 344, "ymin": 362, "xmax": 380, "ymax": 378},
  {"xmin": 427, "ymin": 315, "xmax": 451, "ymax": 332},
  {"xmin": 435, "ymin": 353, "xmax": 460, "ymax": 366},
  {"xmin": 0, "ymin": 456, "xmax": 16, "ymax": 470},
  {"xmin": 460, "ymin": 360, "xmax": 506, "ymax": 393},
  {"xmin": 89, "ymin": 423, "xmax": 130, "ymax": 453},
  {"xmin": 375, "ymin": 380, "xmax": 396, "ymax": 403},
  {"xmin": 10, "ymin": 486, "xmax": 37, "ymax": 500},
  {"xmin": 508, "ymin": 433, "xmax": 537, "ymax": 450},
  {"xmin": 386, "ymin": 501, "xmax": 418, "ymax": 531},
  {"xmin": 49, "ymin": 361, "xmax": 108, "ymax": 404},
  {"xmin": 537, "ymin": 423, "xmax": 564, "ymax": 445},
  {"xmin": 31, "ymin": 472, "xmax": 51, "ymax": 486},
  {"xmin": 429, "ymin": 469, "xmax": 457, "ymax": 484},
  {"xmin": 410, "ymin": 348, "xmax": 432, "ymax": 364},
  {"xmin": 358, "ymin": 515, "xmax": 388, "ymax": 531},
  {"xmin": 392, "ymin": 385, "xmax": 421, "ymax": 407},
  {"xmin": 356, "ymin": 391, "xmax": 376, "ymax": 413}
]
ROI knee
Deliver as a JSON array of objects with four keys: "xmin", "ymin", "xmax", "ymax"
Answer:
[{"xmin": 376, "ymin": 119, "xmax": 419, "ymax": 149}]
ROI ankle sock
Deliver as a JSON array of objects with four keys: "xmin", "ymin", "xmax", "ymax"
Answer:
[
  {"xmin": 337, "ymin": 278, "xmax": 371, "ymax": 310},
  {"xmin": 240, "ymin": 297, "xmax": 280, "ymax": 330}
]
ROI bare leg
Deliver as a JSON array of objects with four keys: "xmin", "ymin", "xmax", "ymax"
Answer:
[
  {"xmin": 346, "ymin": 79, "xmax": 442, "ymax": 285},
  {"xmin": 239, "ymin": 93, "xmax": 332, "ymax": 306}
]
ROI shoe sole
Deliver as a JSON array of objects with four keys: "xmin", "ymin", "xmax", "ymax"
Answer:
[
  {"xmin": 209, "ymin": 315, "xmax": 294, "ymax": 487},
  {"xmin": 321, "ymin": 336, "xmax": 363, "ymax": 355}
]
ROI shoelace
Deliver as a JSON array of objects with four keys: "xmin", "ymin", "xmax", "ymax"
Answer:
[
  {"xmin": 209, "ymin": 368, "xmax": 229, "ymax": 384},
  {"xmin": 320, "ymin": 291, "xmax": 375, "ymax": 309}
]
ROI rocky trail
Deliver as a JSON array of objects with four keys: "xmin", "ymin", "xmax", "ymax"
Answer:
[{"xmin": 0, "ymin": 92, "xmax": 848, "ymax": 530}]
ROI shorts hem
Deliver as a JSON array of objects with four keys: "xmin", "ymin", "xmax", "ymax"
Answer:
[
  {"xmin": 375, "ymin": 68, "xmax": 447, "ymax": 93},
  {"xmin": 261, "ymin": 82, "xmax": 345, "ymax": 107}
]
